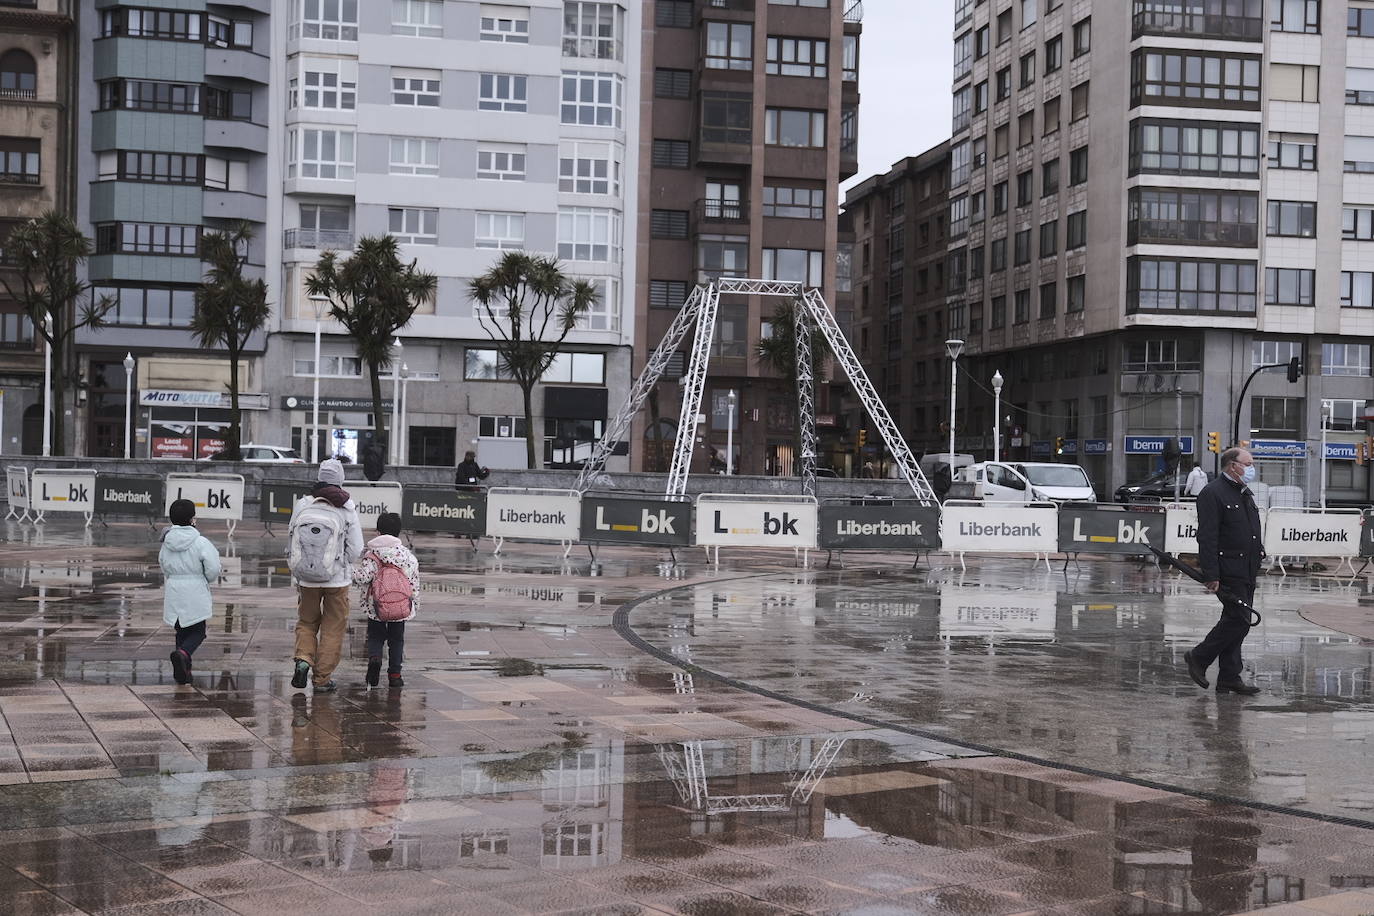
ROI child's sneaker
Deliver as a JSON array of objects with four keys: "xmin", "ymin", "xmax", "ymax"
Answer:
[
  {"xmin": 388, "ymin": 674, "xmax": 404, "ymax": 688},
  {"xmin": 170, "ymin": 649, "xmax": 190, "ymax": 685},
  {"xmin": 366, "ymin": 658, "xmax": 381, "ymax": 688},
  {"xmin": 291, "ymin": 659, "xmax": 310, "ymax": 689}
]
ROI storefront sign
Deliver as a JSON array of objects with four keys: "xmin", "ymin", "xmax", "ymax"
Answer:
[
  {"xmin": 1059, "ymin": 440, "xmax": 1078, "ymax": 456},
  {"xmin": 403, "ymin": 488, "xmax": 486, "ymax": 536},
  {"xmin": 1031, "ymin": 440, "xmax": 1052, "ymax": 456},
  {"xmin": 818, "ymin": 504, "xmax": 941, "ymax": 550},
  {"xmin": 1325, "ymin": 442, "xmax": 1356, "ymax": 461},
  {"xmin": 487, "ymin": 488, "xmax": 581, "ymax": 541},
  {"xmin": 141, "ymin": 390, "xmax": 268, "ymax": 409},
  {"xmin": 151, "ymin": 436, "xmax": 225, "ymax": 459},
  {"xmin": 1263, "ymin": 508, "xmax": 1361, "ymax": 558},
  {"xmin": 1125, "ymin": 436, "xmax": 1195, "ymax": 455},
  {"xmin": 1083, "ymin": 439, "xmax": 1109, "ymax": 455},
  {"xmin": 1249, "ymin": 439, "xmax": 1305, "ymax": 458},
  {"xmin": 694, "ymin": 495, "xmax": 818, "ymax": 548},
  {"xmin": 94, "ymin": 475, "xmax": 164, "ymax": 517},
  {"xmin": 282, "ymin": 395, "xmax": 377, "ymax": 411},
  {"xmin": 938, "ymin": 587, "xmax": 1057, "ymax": 639},
  {"xmin": 346, "ymin": 481, "xmax": 404, "ymax": 531},
  {"xmin": 939, "ymin": 503, "xmax": 1058, "ymax": 554},
  {"xmin": 5, "ymin": 466, "xmax": 27, "ymax": 517},
  {"xmin": 1164, "ymin": 504, "xmax": 1199, "ymax": 554},
  {"xmin": 164, "ymin": 473, "xmax": 244, "ymax": 522},
  {"xmin": 1057, "ymin": 506, "xmax": 1164, "ymax": 555},
  {"xmin": 30, "ymin": 469, "xmax": 97, "ymax": 519},
  {"xmin": 580, "ymin": 496, "xmax": 691, "ymax": 546}
]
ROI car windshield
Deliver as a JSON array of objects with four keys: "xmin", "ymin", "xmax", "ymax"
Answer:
[
  {"xmin": 280, "ymin": 449, "xmax": 301, "ymax": 459},
  {"xmin": 1020, "ymin": 465, "xmax": 1091, "ymax": 487}
]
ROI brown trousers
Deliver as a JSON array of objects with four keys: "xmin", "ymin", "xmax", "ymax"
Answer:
[{"xmin": 294, "ymin": 586, "xmax": 350, "ymax": 684}]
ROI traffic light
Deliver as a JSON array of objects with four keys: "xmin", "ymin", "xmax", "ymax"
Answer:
[
  {"xmin": 1207, "ymin": 431, "xmax": 1221, "ymax": 453},
  {"xmin": 1055, "ymin": 436, "xmax": 1065, "ymax": 455},
  {"xmin": 1286, "ymin": 356, "xmax": 1302, "ymax": 383},
  {"xmin": 858, "ymin": 429, "xmax": 867, "ymax": 449}
]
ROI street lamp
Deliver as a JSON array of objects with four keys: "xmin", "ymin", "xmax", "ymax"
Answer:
[
  {"xmin": 991, "ymin": 369, "xmax": 1003, "ymax": 463},
  {"xmin": 122, "ymin": 352, "xmax": 134, "ymax": 460},
  {"xmin": 390, "ymin": 337, "xmax": 403, "ymax": 465},
  {"xmin": 946, "ymin": 339, "xmax": 964, "ymax": 461},
  {"xmin": 1320, "ymin": 400, "xmax": 1331, "ymax": 509},
  {"xmin": 399, "ymin": 363, "xmax": 410, "ymax": 467},
  {"xmin": 41, "ymin": 314, "xmax": 51, "ymax": 457},
  {"xmin": 725, "ymin": 389, "xmax": 736, "ymax": 476},
  {"xmin": 310, "ymin": 308, "xmax": 322, "ymax": 464}
]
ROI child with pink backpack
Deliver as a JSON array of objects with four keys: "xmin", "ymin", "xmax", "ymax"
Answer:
[{"xmin": 351, "ymin": 512, "xmax": 419, "ymax": 688}]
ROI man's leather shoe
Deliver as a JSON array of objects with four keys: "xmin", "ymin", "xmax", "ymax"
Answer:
[
  {"xmin": 1183, "ymin": 650, "xmax": 1208, "ymax": 688},
  {"xmin": 1216, "ymin": 681, "xmax": 1260, "ymax": 695}
]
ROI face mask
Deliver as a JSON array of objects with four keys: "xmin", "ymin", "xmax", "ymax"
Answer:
[{"xmin": 1239, "ymin": 464, "xmax": 1256, "ymax": 484}]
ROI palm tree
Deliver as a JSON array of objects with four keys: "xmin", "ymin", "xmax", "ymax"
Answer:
[
  {"xmin": 754, "ymin": 299, "xmax": 830, "ymax": 474},
  {"xmin": 191, "ymin": 223, "xmax": 269, "ymax": 461},
  {"xmin": 469, "ymin": 252, "xmax": 596, "ymax": 469},
  {"xmin": 0, "ymin": 211, "xmax": 113, "ymax": 455},
  {"xmin": 305, "ymin": 236, "xmax": 437, "ymax": 459}
]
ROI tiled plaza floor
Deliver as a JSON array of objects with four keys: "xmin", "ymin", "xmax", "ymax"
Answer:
[{"xmin": 0, "ymin": 517, "xmax": 1371, "ymax": 914}]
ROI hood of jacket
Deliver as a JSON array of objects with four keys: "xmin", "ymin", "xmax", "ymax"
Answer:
[
  {"xmin": 162, "ymin": 525, "xmax": 202, "ymax": 552},
  {"xmin": 367, "ymin": 534, "xmax": 404, "ymax": 550},
  {"xmin": 311, "ymin": 482, "xmax": 351, "ymax": 507}
]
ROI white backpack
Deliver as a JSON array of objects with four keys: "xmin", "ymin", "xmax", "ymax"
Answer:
[{"xmin": 288, "ymin": 498, "xmax": 346, "ymax": 583}]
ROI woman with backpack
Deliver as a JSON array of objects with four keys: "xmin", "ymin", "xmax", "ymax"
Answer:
[{"xmin": 352, "ymin": 512, "xmax": 419, "ymax": 688}]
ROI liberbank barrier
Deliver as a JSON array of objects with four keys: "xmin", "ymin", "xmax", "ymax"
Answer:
[
  {"xmin": 164, "ymin": 473, "xmax": 245, "ymax": 535},
  {"xmin": 486, "ymin": 487, "xmax": 581, "ymax": 556},
  {"xmin": 1056, "ymin": 504, "xmax": 1166, "ymax": 558},
  {"xmin": 94, "ymin": 475, "xmax": 164, "ymax": 522},
  {"xmin": 5, "ymin": 466, "xmax": 28, "ymax": 521},
  {"xmin": 258, "ymin": 480, "xmax": 404, "ymax": 533},
  {"xmin": 816, "ymin": 498, "xmax": 941, "ymax": 555},
  {"xmin": 579, "ymin": 494, "xmax": 692, "ymax": 549},
  {"xmin": 30, "ymin": 468, "xmax": 97, "ymax": 526},
  {"xmin": 402, "ymin": 487, "xmax": 486, "ymax": 538},
  {"xmin": 939, "ymin": 500, "xmax": 1059, "ymax": 572},
  {"xmin": 1164, "ymin": 503, "xmax": 1200, "ymax": 555},
  {"xmin": 694, "ymin": 493, "xmax": 819, "ymax": 564},
  {"xmin": 1263, "ymin": 506, "xmax": 1362, "ymax": 573}
]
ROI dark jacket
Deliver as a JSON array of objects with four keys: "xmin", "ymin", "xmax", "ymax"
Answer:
[
  {"xmin": 1196, "ymin": 473, "xmax": 1263, "ymax": 583},
  {"xmin": 455, "ymin": 459, "xmax": 489, "ymax": 488}
]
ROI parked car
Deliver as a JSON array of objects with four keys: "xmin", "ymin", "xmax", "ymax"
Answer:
[
  {"xmin": 1114, "ymin": 468, "xmax": 1198, "ymax": 503},
  {"xmin": 203, "ymin": 444, "xmax": 305, "ymax": 464},
  {"xmin": 952, "ymin": 461, "xmax": 1096, "ymax": 503}
]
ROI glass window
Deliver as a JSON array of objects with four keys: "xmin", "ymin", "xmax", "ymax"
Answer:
[
  {"xmin": 295, "ymin": 0, "xmax": 359, "ymax": 40},
  {"xmin": 480, "ymin": 4, "xmax": 529, "ymax": 41},
  {"xmin": 705, "ymin": 21, "xmax": 752, "ymax": 70},
  {"xmin": 1322, "ymin": 342, "xmax": 1370, "ymax": 377},
  {"xmin": 390, "ymin": 137, "xmax": 439, "ymax": 176},
  {"xmin": 762, "ymin": 185, "xmax": 823, "ymax": 219},
  {"xmin": 1270, "ymin": 63, "xmax": 1320, "ymax": 102},
  {"xmin": 1067, "ymin": 211, "xmax": 1086, "ymax": 249},
  {"xmin": 1273, "ymin": 0, "xmax": 1320, "ymax": 33},
  {"xmin": 561, "ymin": 71, "xmax": 622, "ymax": 126},
  {"xmin": 1128, "ymin": 256, "xmax": 1258, "ymax": 314},
  {"xmin": 476, "ymin": 143, "xmax": 525, "ymax": 181},
  {"xmin": 389, "ymin": 207, "xmax": 439, "ymax": 244},
  {"xmin": 1128, "ymin": 118, "xmax": 1260, "ymax": 177},
  {"xmin": 767, "ymin": 36, "xmax": 827, "ymax": 77},
  {"xmin": 559, "ymin": 140, "xmax": 620, "ymax": 194},
  {"xmin": 1266, "ymin": 200, "xmax": 1317, "ymax": 238},
  {"xmin": 479, "ymin": 73, "xmax": 528, "ymax": 112},
  {"xmin": 1266, "ymin": 268, "xmax": 1314, "ymax": 306},
  {"xmin": 1268, "ymin": 132, "xmax": 1316, "ymax": 170},
  {"xmin": 763, "ymin": 248, "xmax": 823, "ymax": 286},
  {"xmin": 474, "ymin": 211, "xmax": 523, "ymax": 249},
  {"xmin": 1131, "ymin": 49, "xmax": 1261, "ymax": 108},
  {"xmin": 392, "ymin": 0, "xmax": 443, "ymax": 37},
  {"xmin": 392, "ymin": 68, "xmax": 440, "ymax": 106},
  {"xmin": 563, "ymin": 2, "xmax": 623, "ymax": 60},
  {"xmin": 1341, "ymin": 271, "xmax": 1374, "ymax": 308},
  {"xmin": 288, "ymin": 128, "xmax": 354, "ymax": 180},
  {"xmin": 558, "ymin": 207, "xmax": 620, "ymax": 261},
  {"xmin": 765, "ymin": 108, "xmax": 825, "ymax": 148}
]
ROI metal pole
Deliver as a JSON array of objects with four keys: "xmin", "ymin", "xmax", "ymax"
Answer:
[
  {"xmin": 310, "ymin": 319, "xmax": 321, "ymax": 464},
  {"xmin": 123, "ymin": 353, "xmax": 133, "ymax": 460},
  {"xmin": 41, "ymin": 319, "xmax": 51, "ymax": 458},
  {"xmin": 1173, "ymin": 388, "xmax": 1182, "ymax": 503},
  {"xmin": 992, "ymin": 370, "xmax": 1003, "ymax": 463},
  {"xmin": 948, "ymin": 354, "xmax": 958, "ymax": 461},
  {"xmin": 390, "ymin": 337, "xmax": 403, "ymax": 465},
  {"xmin": 399, "ymin": 363, "xmax": 409, "ymax": 466},
  {"xmin": 726, "ymin": 389, "xmax": 735, "ymax": 476},
  {"xmin": 1320, "ymin": 402, "xmax": 1329, "ymax": 509}
]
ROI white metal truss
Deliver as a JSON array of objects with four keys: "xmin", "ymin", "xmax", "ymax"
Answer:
[
  {"xmin": 788, "ymin": 736, "xmax": 846, "ymax": 803},
  {"xmin": 666, "ymin": 285, "xmax": 721, "ymax": 496},
  {"xmin": 656, "ymin": 737, "xmax": 849, "ymax": 814},
  {"xmin": 794, "ymin": 305, "xmax": 818, "ymax": 498}
]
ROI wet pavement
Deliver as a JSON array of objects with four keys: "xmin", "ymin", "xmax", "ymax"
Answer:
[{"xmin": 0, "ymin": 518, "xmax": 1372, "ymax": 914}]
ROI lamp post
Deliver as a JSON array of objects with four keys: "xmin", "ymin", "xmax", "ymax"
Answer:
[
  {"xmin": 122, "ymin": 352, "xmax": 134, "ymax": 460},
  {"xmin": 946, "ymin": 339, "xmax": 964, "ymax": 461},
  {"xmin": 399, "ymin": 363, "xmax": 410, "ymax": 467},
  {"xmin": 1320, "ymin": 400, "xmax": 1331, "ymax": 509},
  {"xmin": 991, "ymin": 370, "xmax": 1003, "ymax": 463},
  {"xmin": 389, "ymin": 337, "xmax": 403, "ymax": 465},
  {"xmin": 310, "ymin": 312, "xmax": 322, "ymax": 464},
  {"xmin": 41, "ymin": 314, "xmax": 51, "ymax": 457},
  {"xmin": 725, "ymin": 389, "xmax": 736, "ymax": 476}
]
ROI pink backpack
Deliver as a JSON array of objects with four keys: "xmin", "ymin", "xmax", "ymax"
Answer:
[{"xmin": 366, "ymin": 551, "xmax": 414, "ymax": 622}]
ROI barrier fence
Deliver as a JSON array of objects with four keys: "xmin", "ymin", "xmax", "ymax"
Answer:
[{"xmin": 3, "ymin": 469, "xmax": 1369, "ymax": 571}]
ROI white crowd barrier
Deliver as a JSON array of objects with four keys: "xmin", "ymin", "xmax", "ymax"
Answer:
[
  {"xmin": 939, "ymin": 500, "xmax": 1058, "ymax": 572},
  {"xmin": 486, "ymin": 487, "xmax": 581, "ymax": 556},
  {"xmin": 340, "ymin": 480, "xmax": 404, "ymax": 531},
  {"xmin": 1263, "ymin": 506, "xmax": 1362, "ymax": 573},
  {"xmin": 30, "ymin": 468, "xmax": 97, "ymax": 527},
  {"xmin": 694, "ymin": 493, "xmax": 818, "ymax": 565},
  {"xmin": 164, "ymin": 473, "xmax": 246, "ymax": 534},
  {"xmin": 5, "ymin": 466, "xmax": 29, "ymax": 521}
]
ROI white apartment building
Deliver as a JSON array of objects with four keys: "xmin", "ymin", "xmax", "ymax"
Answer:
[
  {"xmin": 947, "ymin": 0, "xmax": 1374, "ymax": 502},
  {"xmin": 263, "ymin": 0, "xmax": 640, "ymax": 469}
]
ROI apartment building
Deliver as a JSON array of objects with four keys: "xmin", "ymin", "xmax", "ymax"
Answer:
[
  {"xmin": 843, "ymin": 143, "xmax": 952, "ymax": 468},
  {"xmin": 265, "ymin": 0, "xmax": 640, "ymax": 469},
  {"xmin": 0, "ymin": 0, "xmax": 73, "ymax": 455},
  {"xmin": 71, "ymin": 0, "xmax": 271, "ymax": 459},
  {"xmin": 633, "ymin": 0, "xmax": 862, "ymax": 476},
  {"xmin": 949, "ymin": 0, "xmax": 1372, "ymax": 502}
]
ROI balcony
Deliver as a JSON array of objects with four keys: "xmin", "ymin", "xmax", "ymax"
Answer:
[
  {"xmin": 0, "ymin": 88, "xmax": 35, "ymax": 101},
  {"xmin": 1128, "ymin": 219, "xmax": 1259, "ymax": 247},
  {"xmin": 1131, "ymin": 9, "xmax": 1262, "ymax": 42},
  {"xmin": 284, "ymin": 228, "xmax": 353, "ymax": 250},
  {"xmin": 696, "ymin": 197, "xmax": 748, "ymax": 227},
  {"xmin": 844, "ymin": 1, "xmax": 863, "ymax": 23}
]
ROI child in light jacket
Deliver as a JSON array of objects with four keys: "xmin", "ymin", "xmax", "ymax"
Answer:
[
  {"xmin": 351, "ymin": 513, "xmax": 419, "ymax": 688},
  {"xmin": 161, "ymin": 498, "xmax": 222, "ymax": 685}
]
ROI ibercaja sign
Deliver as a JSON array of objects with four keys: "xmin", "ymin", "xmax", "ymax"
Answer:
[
  {"xmin": 403, "ymin": 488, "xmax": 486, "ymax": 536},
  {"xmin": 580, "ymin": 495, "xmax": 691, "ymax": 546},
  {"xmin": 817, "ymin": 504, "xmax": 941, "ymax": 550}
]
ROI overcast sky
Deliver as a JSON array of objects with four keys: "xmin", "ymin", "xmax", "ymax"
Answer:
[{"xmin": 846, "ymin": 3, "xmax": 955, "ymax": 194}]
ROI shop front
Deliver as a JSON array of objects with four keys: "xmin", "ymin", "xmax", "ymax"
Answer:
[
  {"xmin": 283, "ymin": 395, "xmax": 384, "ymax": 465},
  {"xmin": 142, "ymin": 389, "xmax": 269, "ymax": 459}
]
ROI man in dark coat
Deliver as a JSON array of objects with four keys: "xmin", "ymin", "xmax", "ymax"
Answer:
[
  {"xmin": 455, "ymin": 450, "xmax": 489, "ymax": 490},
  {"xmin": 1183, "ymin": 446, "xmax": 1263, "ymax": 695}
]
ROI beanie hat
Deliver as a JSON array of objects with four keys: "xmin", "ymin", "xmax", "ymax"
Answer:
[
  {"xmin": 318, "ymin": 458, "xmax": 345, "ymax": 486},
  {"xmin": 168, "ymin": 498, "xmax": 196, "ymax": 526}
]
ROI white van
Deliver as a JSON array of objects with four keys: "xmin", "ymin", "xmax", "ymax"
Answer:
[{"xmin": 954, "ymin": 461, "xmax": 1096, "ymax": 503}]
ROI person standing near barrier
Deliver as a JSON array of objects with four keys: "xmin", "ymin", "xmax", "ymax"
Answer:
[
  {"xmin": 161, "ymin": 498, "xmax": 222, "ymax": 685},
  {"xmin": 287, "ymin": 458, "xmax": 363, "ymax": 693},
  {"xmin": 455, "ymin": 450, "xmax": 489, "ymax": 491},
  {"xmin": 1183, "ymin": 447, "xmax": 1263, "ymax": 696},
  {"xmin": 1185, "ymin": 460, "xmax": 1208, "ymax": 497}
]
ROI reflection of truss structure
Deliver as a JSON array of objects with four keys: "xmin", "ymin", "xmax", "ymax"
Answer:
[
  {"xmin": 574, "ymin": 279, "xmax": 936, "ymax": 503},
  {"xmin": 656, "ymin": 737, "xmax": 847, "ymax": 814}
]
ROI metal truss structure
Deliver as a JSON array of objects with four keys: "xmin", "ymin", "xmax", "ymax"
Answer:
[
  {"xmin": 574, "ymin": 279, "xmax": 936, "ymax": 503},
  {"xmin": 655, "ymin": 737, "xmax": 849, "ymax": 815}
]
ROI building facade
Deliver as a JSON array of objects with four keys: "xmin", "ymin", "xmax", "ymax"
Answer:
[
  {"xmin": 264, "ymin": 0, "xmax": 640, "ymax": 469},
  {"xmin": 948, "ymin": 0, "xmax": 1374, "ymax": 502},
  {"xmin": 633, "ymin": 0, "xmax": 862, "ymax": 476}
]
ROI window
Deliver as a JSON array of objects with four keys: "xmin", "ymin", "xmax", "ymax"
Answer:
[
  {"xmin": 1016, "ymin": 170, "xmax": 1032, "ymax": 207},
  {"xmin": 655, "ymin": 68, "xmax": 691, "ymax": 99},
  {"xmin": 1014, "ymin": 288, "xmax": 1030, "ymax": 324},
  {"xmin": 1268, "ymin": 132, "xmax": 1316, "ymax": 170},
  {"xmin": 1131, "ymin": 50, "xmax": 1262, "ymax": 108},
  {"xmin": 1273, "ymin": 0, "xmax": 1319, "ymax": 33},
  {"xmin": 480, "ymin": 4, "xmax": 529, "ymax": 42},
  {"xmin": 1018, "ymin": 111, "xmax": 1034, "ymax": 147},
  {"xmin": 767, "ymin": 0, "xmax": 829, "ymax": 6},
  {"xmin": 972, "ymin": 135, "xmax": 986, "ymax": 169},
  {"xmin": 1322, "ymin": 343, "xmax": 1371, "ymax": 377},
  {"xmin": 763, "ymin": 185, "xmax": 824, "ymax": 219},
  {"xmin": 477, "ymin": 144, "xmax": 525, "ymax": 181},
  {"xmin": 768, "ymin": 36, "xmax": 827, "ymax": 77},
  {"xmin": 292, "ymin": 62, "xmax": 356, "ymax": 110},
  {"xmin": 1042, "ymin": 158, "xmax": 1059, "ymax": 196},
  {"xmin": 295, "ymin": 204, "xmax": 351, "ymax": 249},
  {"xmin": 288, "ymin": 128, "xmax": 354, "ymax": 180},
  {"xmin": 1043, "ymin": 96, "xmax": 1060, "ymax": 135},
  {"xmin": 206, "ymin": 14, "xmax": 252, "ymax": 47},
  {"xmin": 1128, "ymin": 188, "xmax": 1259, "ymax": 245},
  {"xmin": 1071, "ymin": 81, "xmax": 1089, "ymax": 120},
  {"xmin": 954, "ymin": 31, "xmax": 973, "ymax": 81},
  {"xmin": 1345, "ymin": 206, "xmax": 1374, "ymax": 241},
  {"xmin": 564, "ymin": 2, "xmax": 622, "ymax": 59},
  {"xmin": 95, "ymin": 222, "xmax": 200, "ymax": 256},
  {"xmin": 1067, "ymin": 274, "xmax": 1085, "ymax": 312},
  {"xmin": 995, "ymin": 66, "xmax": 1011, "ymax": 101},
  {"xmin": 992, "ymin": 181, "xmax": 1007, "ymax": 214},
  {"xmin": 1014, "ymin": 228, "xmax": 1031, "ymax": 265},
  {"xmin": 765, "ymin": 108, "xmax": 825, "ymax": 148},
  {"xmin": 1250, "ymin": 340, "xmax": 1301, "ymax": 370},
  {"xmin": 1069, "ymin": 145, "xmax": 1087, "ymax": 184},
  {"xmin": 651, "ymin": 210, "xmax": 688, "ymax": 239},
  {"xmin": 1266, "ymin": 200, "xmax": 1316, "ymax": 238},
  {"xmin": 656, "ymin": 0, "xmax": 691, "ymax": 28},
  {"xmin": 1266, "ymin": 267, "xmax": 1314, "ymax": 306},
  {"xmin": 971, "ymin": 189, "xmax": 985, "ymax": 223},
  {"xmin": 1067, "ymin": 210, "xmax": 1086, "ymax": 249},
  {"xmin": 951, "ymin": 139, "xmax": 971, "ymax": 186},
  {"xmin": 843, "ymin": 33, "xmax": 858, "ymax": 81},
  {"xmin": 0, "ymin": 49, "xmax": 35, "ymax": 98},
  {"xmin": 997, "ymin": 9, "xmax": 1012, "ymax": 43},
  {"xmin": 101, "ymin": 7, "xmax": 203, "ymax": 41},
  {"xmin": 1072, "ymin": 17, "xmax": 1090, "ymax": 56},
  {"xmin": 1020, "ymin": 0, "xmax": 1037, "ymax": 27},
  {"xmin": 950, "ymin": 196, "xmax": 969, "ymax": 237},
  {"xmin": 1270, "ymin": 63, "xmax": 1319, "ymax": 102},
  {"xmin": 559, "ymin": 141, "xmax": 620, "ymax": 194},
  {"xmin": 1128, "ymin": 256, "xmax": 1258, "ymax": 313},
  {"xmin": 990, "ymin": 295, "xmax": 1006, "ymax": 328},
  {"xmin": 705, "ymin": 22, "xmax": 752, "ymax": 70},
  {"xmin": 98, "ymin": 79, "xmax": 200, "ymax": 113},
  {"xmin": 479, "ymin": 73, "xmax": 528, "ymax": 112},
  {"xmin": 974, "ymin": 81, "xmax": 988, "ymax": 114},
  {"xmin": 541, "ymin": 351, "xmax": 606, "ymax": 384},
  {"xmin": 1341, "ymin": 271, "xmax": 1374, "ymax": 307},
  {"xmin": 387, "ymin": 208, "xmax": 438, "ymax": 245},
  {"xmin": 1129, "ymin": 119, "xmax": 1260, "ymax": 177},
  {"xmin": 1045, "ymin": 36, "xmax": 1062, "ymax": 74},
  {"xmin": 990, "ymin": 237, "xmax": 1006, "ymax": 270},
  {"xmin": 1039, "ymin": 281, "xmax": 1057, "ymax": 319},
  {"xmin": 392, "ymin": 68, "xmax": 440, "ymax": 106},
  {"xmin": 103, "ymin": 150, "xmax": 202, "ymax": 185},
  {"xmin": 974, "ymin": 25, "xmax": 989, "ymax": 59},
  {"xmin": 1039, "ymin": 220, "xmax": 1058, "ymax": 258},
  {"xmin": 1251, "ymin": 397, "xmax": 1302, "ymax": 437},
  {"xmin": 93, "ymin": 285, "xmax": 198, "ymax": 328},
  {"xmin": 465, "ymin": 353, "xmax": 513, "ymax": 381},
  {"xmin": 391, "ymin": 137, "xmax": 440, "ymax": 176},
  {"xmin": 0, "ymin": 137, "xmax": 38, "ymax": 183},
  {"xmin": 969, "ymin": 245, "xmax": 984, "ymax": 279},
  {"xmin": 1347, "ymin": 136, "xmax": 1374, "ymax": 173},
  {"xmin": 473, "ymin": 211, "xmax": 523, "ymax": 249},
  {"xmin": 649, "ymin": 280, "xmax": 689, "ymax": 309},
  {"xmin": 1019, "ymin": 51, "xmax": 1035, "ymax": 88},
  {"xmin": 763, "ymin": 248, "xmax": 823, "ymax": 286},
  {"xmin": 1125, "ymin": 339, "xmax": 1203, "ymax": 373},
  {"xmin": 204, "ymin": 87, "xmax": 251, "ymax": 121},
  {"xmin": 697, "ymin": 234, "xmax": 747, "ymax": 279},
  {"xmin": 952, "ymin": 86, "xmax": 972, "ymax": 134},
  {"xmin": 0, "ymin": 307, "xmax": 32, "ymax": 349},
  {"xmin": 295, "ymin": 0, "xmax": 358, "ymax": 40},
  {"xmin": 558, "ymin": 208, "xmax": 619, "ymax": 261},
  {"xmin": 653, "ymin": 139, "xmax": 690, "ymax": 168},
  {"xmin": 1354, "ymin": 8, "xmax": 1374, "ymax": 37},
  {"xmin": 561, "ymin": 71, "xmax": 622, "ymax": 126},
  {"xmin": 1349, "ymin": 68, "xmax": 1374, "ymax": 106},
  {"xmin": 393, "ymin": 0, "xmax": 442, "ymax": 37}
]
